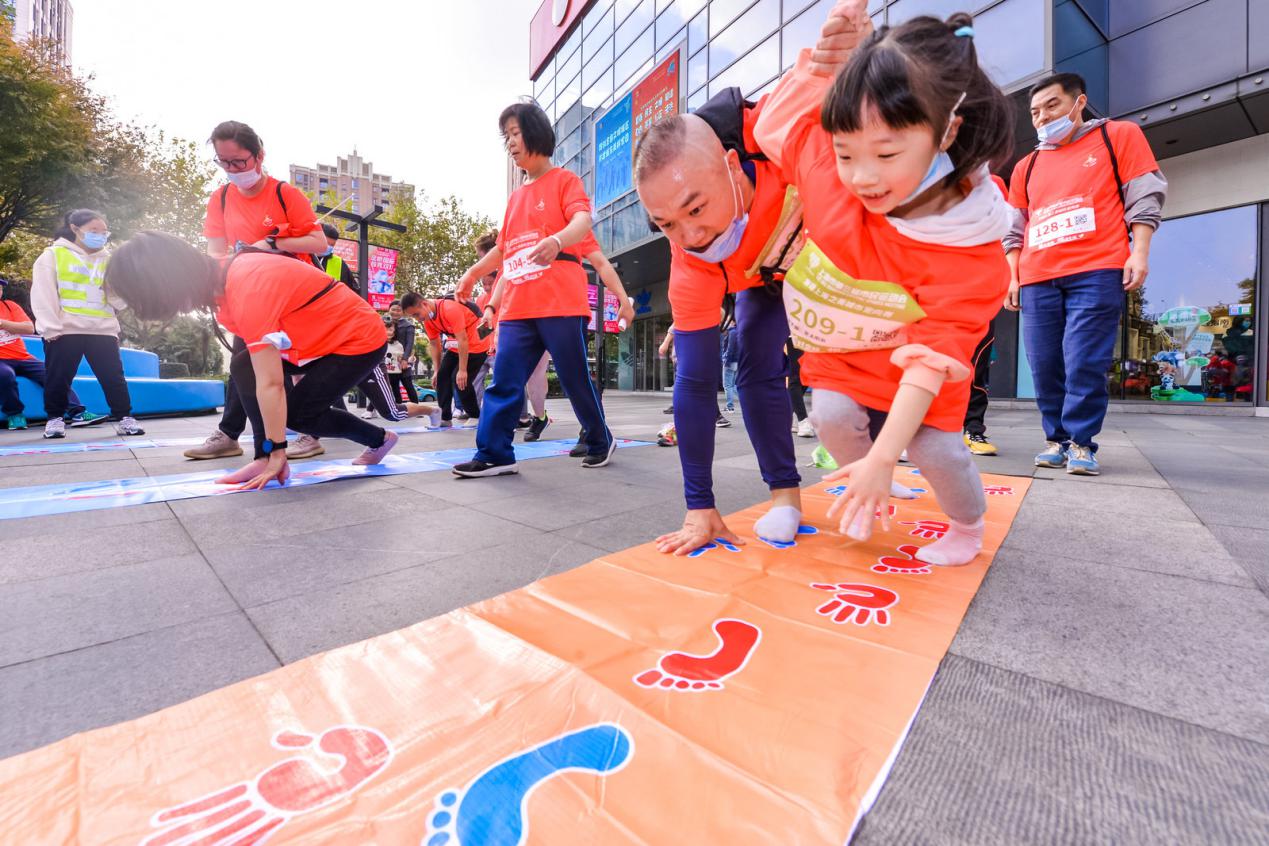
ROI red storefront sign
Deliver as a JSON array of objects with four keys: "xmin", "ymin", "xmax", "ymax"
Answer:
[{"xmin": 530, "ymin": 0, "xmax": 596, "ymax": 78}]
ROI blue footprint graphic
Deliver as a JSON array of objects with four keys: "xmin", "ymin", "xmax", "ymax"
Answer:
[
  {"xmin": 687, "ymin": 537, "xmax": 742, "ymax": 558},
  {"xmin": 758, "ymin": 524, "xmax": 819, "ymax": 549},
  {"xmin": 424, "ymin": 722, "xmax": 633, "ymax": 846}
]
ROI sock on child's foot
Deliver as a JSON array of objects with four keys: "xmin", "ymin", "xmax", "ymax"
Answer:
[
  {"xmin": 914, "ymin": 517, "xmax": 984, "ymax": 566},
  {"xmin": 890, "ymin": 481, "xmax": 918, "ymax": 499},
  {"xmin": 754, "ymin": 505, "xmax": 801, "ymax": 543}
]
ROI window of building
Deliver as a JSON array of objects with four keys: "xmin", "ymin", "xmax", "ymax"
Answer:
[
  {"xmin": 709, "ymin": 0, "xmax": 777, "ymax": 75},
  {"xmin": 782, "ymin": 0, "xmax": 834, "ymax": 72},
  {"xmin": 615, "ymin": 0, "xmax": 655, "ymax": 55},
  {"xmin": 583, "ymin": 65, "xmax": 615, "ymax": 109},
  {"xmin": 709, "ymin": 0, "xmax": 753, "ymax": 38},
  {"xmin": 557, "ymin": 71, "xmax": 583, "ymax": 116},
  {"xmin": 688, "ymin": 10, "xmax": 708, "ymax": 56},
  {"xmin": 709, "ymin": 31, "xmax": 778, "ymax": 97},
  {"xmin": 973, "ymin": 0, "xmax": 1047, "ymax": 89},
  {"xmin": 558, "ymin": 43, "xmax": 582, "ymax": 91},
  {"xmin": 583, "ymin": 36, "xmax": 614, "ymax": 89},
  {"xmin": 584, "ymin": 5, "xmax": 615, "ymax": 60},
  {"xmin": 656, "ymin": 0, "xmax": 707, "ymax": 41},
  {"xmin": 615, "ymin": 26, "xmax": 655, "ymax": 89},
  {"xmin": 689, "ymin": 45, "xmax": 708, "ymax": 94}
]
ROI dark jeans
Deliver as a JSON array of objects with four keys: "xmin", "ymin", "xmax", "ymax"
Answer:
[
  {"xmin": 437, "ymin": 350, "xmax": 487, "ymax": 422},
  {"xmin": 42, "ymin": 334, "xmax": 131, "ymax": 419},
  {"xmin": 218, "ymin": 336, "xmax": 249, "ymax": 439},
  {"xmin": 0, "ymin": 357, "xmax": 85, "ymax": 417},
  {"xmin": 786, "ymin": 339, "xmax": 808, "ymax": 421},
  {"xmin": 475, "ymin": 317, "xmax": 610, "ymax": 466},
  {"xmin": 964, "ymin": 320, "xmax": 996, "ymax": 437},
  {"xmin": 230, "ymin": 344, "xmax": 388, "ymax": 460},
  {"xmin": 1021, "ymin": 268, "xmax": 1123, "ymax": 451},
  {"xmin": 672, "ymin": 285, "xmax": 800, "ymax": 510}
]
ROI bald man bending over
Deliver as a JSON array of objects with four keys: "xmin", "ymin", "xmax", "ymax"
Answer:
[{"xmin": 634, "ymin": 2, "xmax": 870, "ymax": 555}]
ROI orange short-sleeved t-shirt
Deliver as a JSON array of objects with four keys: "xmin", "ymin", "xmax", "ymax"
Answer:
[
  {"xmin": 1008, "ymin": 121, "xmax": 1158, "ymax": 285},
  {"xmin": 496, "ymin": 168, "xmax": 594, "ymax": 321},
  {"xmin": 422, "ymin": 299, "xmax": 491, "ymax": 355},
  {"xmin": 203, "ymin": 176, "xmax": 319, "ymax": 246},
  {"xmin": 0, "ymin": 300, "xmax": 35, "ymax": 361},
  {"xmin": 779, "ymin": 114, "xmax": 1011, "ymax": 432},
  {"xmin": 216, "ymin": 253, "xmax": 385, "ymax": 364}
]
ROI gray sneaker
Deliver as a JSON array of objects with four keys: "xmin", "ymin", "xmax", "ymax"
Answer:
[
  {"xmin": 286, "ymin": 433, "xmax": 325, "ymax": 459},
  {"xmin": 115, "ymin": 416, "xmax": 146, "ymax": 436},
  {"xmin": 184, "ymin": 430, "xmax": 243, "ymax": 460},
  {"xmin": 43, "ymin": 417, "xmax": 66, "ymax": 439}
]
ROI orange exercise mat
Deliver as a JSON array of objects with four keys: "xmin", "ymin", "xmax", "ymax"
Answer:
[{"xmin": 0, "ymin": 471, "xmax": 1029, "ymax": 845}]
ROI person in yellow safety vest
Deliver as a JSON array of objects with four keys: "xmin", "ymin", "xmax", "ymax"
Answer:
[
  {"xmin": 30, "ymin": 209, "xmax": 145, "ymax": 439},
  {"xmin": 315, "ymin": 223, "xmax": 359, "ymax": 293}
]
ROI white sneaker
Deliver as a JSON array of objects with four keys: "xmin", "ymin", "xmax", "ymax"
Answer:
[
  {"xmin": 43, "ymin": 417, "xmax": 66, "ymax": 439},
  {"xmin": 286, "ymin": 433, "xmax": 325, "ymax": 459},
  {"xmin": 791, "ymin": 416, "xmax": 800, "ymax": 434},
  {"xmin": 797, "ymin": 418, "xmax": 815, "ymax": 438},
  {"xmin": 115, "ymin": 416, "xmax": 146, "ymax": 436},
  {"xmin": 361, "ymin": 409, "xmax": 377, "ymax": 419},
  {"xmin": 428, "ymin": 408, "xmax": 444, "ymax": 428}
]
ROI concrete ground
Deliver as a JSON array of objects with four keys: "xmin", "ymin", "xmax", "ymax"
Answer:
[{"xmin": 1, "ymin": 393, "xmax": 1266, "ymax": 844}]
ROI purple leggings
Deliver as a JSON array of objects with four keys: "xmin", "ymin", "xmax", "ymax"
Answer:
[{"xmin": 672, "ymin": 285, "xmax": 800, "ymax": 509}]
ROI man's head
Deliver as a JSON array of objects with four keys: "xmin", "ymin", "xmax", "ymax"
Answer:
[
  {"xmin": 1029, "ymin": 73, "xmax": 1087, "ymax": 142},
  {"xmin": 634, "ymin": 114, "xmax": 749, "ymax": 254},
  {"xmin": 389, "ymin": 299, "xmax": 404, "ymax": 320},
  {"xmin": 399, "ymin": 291, "xmax": 433, "ymax": 320}
]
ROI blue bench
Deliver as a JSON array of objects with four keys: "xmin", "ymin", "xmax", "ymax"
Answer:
[{"xmin": 15, "ymin": 337, "xmax": 225, "ymax": 421}]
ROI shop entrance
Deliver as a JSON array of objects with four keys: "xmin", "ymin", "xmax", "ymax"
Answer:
[{"xmin": 633, "ymin": 316, "xmax": 675, "ymax": 393}]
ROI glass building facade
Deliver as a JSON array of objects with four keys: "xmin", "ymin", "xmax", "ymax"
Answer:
[{"xmin": 527, "ymin": 0, "xmax": 1269, "ymax": 408}]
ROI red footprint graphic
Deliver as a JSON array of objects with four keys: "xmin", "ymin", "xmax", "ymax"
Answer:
[{"xmin": 634, "ymin": 619, "xmax": 761, "ymax": 692}]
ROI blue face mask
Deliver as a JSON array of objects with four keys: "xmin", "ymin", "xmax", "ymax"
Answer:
[
  {"xmin": 1036, "ymin": 99, "xmax": 1082, "ymax": 145},
  {"xmin": 80, "ymin": 231, "xmax": 109, "ymax": 250},
  {"xmin": 320, "ymin": 245, "xmax": 334, "ymax": 257},
  {"xmin": 896, "ymin": 92, "xmax": 966, "ymax": 208},
  {"xmin": 685, "ymin": 156, "xmax": 749, "ymax": 264}
]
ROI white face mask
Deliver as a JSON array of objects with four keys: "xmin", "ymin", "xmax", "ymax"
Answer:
[{"xmin": 226, "ymin": 169, "xmax": 262, "ymax": 191}]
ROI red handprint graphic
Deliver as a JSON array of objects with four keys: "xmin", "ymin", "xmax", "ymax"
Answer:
[
  {"xmin": 142, "ymin": 725, "xmax": 393, "ymax": 846},
  {"xmin": 810, "ymin": 582, "xmax": 899, "ymax": 626},
  {"xmin": 984, "ymin": 485, "xmax": 1014, "ymax": 496},
  {"xmin": 871, "ymin": 544, "xmax": 933, "ymax": 575},
  {"xmin": 900, "ymin": 519, "xmax": 949, "ymax": 540},
  {"xmin": 875, "ymin": 504, "xmax": 897, "ymax": 519}
]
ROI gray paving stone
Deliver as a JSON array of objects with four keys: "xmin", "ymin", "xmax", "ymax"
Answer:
[
  {"xmin": 0, "ymin": 501, "xmax": 172, "ymax": 542},
  {"xmin": 1, "ymin": 516, "xmax": 197, "ymax": 585},
  {"xmin": 246, "ymin": 533, "xmax": 609, "ymax": 663},
  {"xmin": 951, "ymin": 546, "xmax": 1269, "ymax": 744},
  {"xmin": 999, "ymin": 500, "xmax": 1253, "ymax": 587},
  {"xmin": 466, "ymin": 477, "xmax": 673, "ymax": 531},
  {"xmin": 0, "ymin": 612, "xmax": 278, "ymax": 759},
  {"xmin": 855, "ymin": 655, "xmax": 1269, "ymax": 846},
  {"xmin": 0, "ymin": 553, "xmax": 237, "ymax": 667},
  {"xmin": 1174, "ymin": 488, "xmax": 1269, "ymax": 530},
  {"xmin": 1019, "ymin": 477, "xmax": 1200, "ymax": 523},
  {"xmin": 1208, "ymin": 523, "xmax": 1269, "ymax": 597}
]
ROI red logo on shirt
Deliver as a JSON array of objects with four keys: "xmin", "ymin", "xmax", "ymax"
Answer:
[{"xmin": 263, "ymin": 214, "xmax": 275, "ymax": 228}]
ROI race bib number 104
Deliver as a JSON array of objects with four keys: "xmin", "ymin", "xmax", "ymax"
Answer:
[{"xmin": 782, "ymin": 239, "xmax": 926, "ymax": 353}]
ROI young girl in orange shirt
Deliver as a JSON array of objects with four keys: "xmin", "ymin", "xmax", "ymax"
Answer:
[{"xmin": 755, "ymin": 9, "xmax": 1015, "ymax": 566}]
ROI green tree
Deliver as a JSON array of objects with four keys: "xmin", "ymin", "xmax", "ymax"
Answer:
[{"xmin": 374, "ymin": 190, "xmax": 494, "ymax": 297}]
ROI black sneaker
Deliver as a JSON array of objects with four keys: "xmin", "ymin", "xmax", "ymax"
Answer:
[
  {"xmin": 663, "ymin": 405, "xmax": 675, "ymax": 414},
  {"xmin": 452, "ymin": 460, "xmax": 518, "ymax": 478},
  {"xmin": 582, "ymin": 435, "xmax": 618, "ymax": 468},
  {"xmin": 524, "ymin": 414, "xmax": 551, "ymax": 442},
  {"xmin": 715, "ymin": 413, "xmax": 731, "ymax": 428},
  {"xmin": 515, "ymin": 417, "xmax": 533, "ymax": 429},
  {"xmin": 569, "ymin": 428, "xmax": 588, "ymax": 458}
]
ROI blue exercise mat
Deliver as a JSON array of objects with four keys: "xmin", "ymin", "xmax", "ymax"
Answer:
[
  {"xmin": 0, "ymin": 423, "xmax": 478, "ymax": 458},
  {"xmin": 0, "ymin": 439, "xmax": 650, "ymax": 521}
]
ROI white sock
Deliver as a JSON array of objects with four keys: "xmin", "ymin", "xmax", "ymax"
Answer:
[
  {"xmin": 914, "ymin": 518, "xmax": 985, "ymax": 567},
  {"xmin": 754, "ymin": 505, "xmax": 801, "ymax": 543},
  {"xmin": 890, "ymin": 481, "xmax": 918, "ymax": 499}
]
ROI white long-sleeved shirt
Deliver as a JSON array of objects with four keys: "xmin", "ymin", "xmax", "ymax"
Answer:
[{"xmin": 31, "ymin": 238, "xmax": 122, "ymax": 340}]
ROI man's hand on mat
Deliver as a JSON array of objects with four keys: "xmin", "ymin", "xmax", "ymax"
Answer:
[
  {"xmin": 825, "ymin": 455, "xmax": 895, "ymax": 541},
  {"xmin": 657, "ymin": 508, "xmax": 746, "ymax": 556}
]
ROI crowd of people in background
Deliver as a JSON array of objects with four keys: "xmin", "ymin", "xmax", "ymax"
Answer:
[{"xmin": 0, "ymin": 0, "xmax": 1173, "ymax": 564}]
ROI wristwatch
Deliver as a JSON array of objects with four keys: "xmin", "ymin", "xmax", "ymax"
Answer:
[
  {"xmin": 261, "ymin": 438, "xmax": 288, "ymax": 455},
  {"xmin": 265, "ymin": 235, "xmax": 278, "ymax": 251}
]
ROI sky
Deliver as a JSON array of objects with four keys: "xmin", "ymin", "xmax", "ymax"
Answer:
[{"xmin": 71, "ymin": 0, "xmax": 541, "ymax": 221}]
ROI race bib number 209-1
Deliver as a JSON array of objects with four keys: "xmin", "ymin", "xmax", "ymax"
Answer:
[{"xmin": 782, "ymin": 238, "xmax": 926, "ymax": 354}]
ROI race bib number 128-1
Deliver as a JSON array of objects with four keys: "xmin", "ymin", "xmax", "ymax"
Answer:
[
  {"xmin": 782, "ymin": 238, "xmax": 926, "ymax": 353},
  {"xmin": 1029, "ymin": 196, "xmax": 1096, "ymax": 250}
]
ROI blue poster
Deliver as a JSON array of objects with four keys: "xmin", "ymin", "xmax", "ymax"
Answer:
[{"xmin": 594, "ymin": 92, "xmax": 633, "ymax": 210}]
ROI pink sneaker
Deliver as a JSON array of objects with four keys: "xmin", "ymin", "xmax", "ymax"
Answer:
[{"xmin": 352, "ymin": 430, "xmax": 399, "ymax": 466}]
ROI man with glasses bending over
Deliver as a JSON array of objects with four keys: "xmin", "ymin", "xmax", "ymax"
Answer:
[{"xmin": 1004, "ymin": 74, "xmax": 1166, "ymax": 477}]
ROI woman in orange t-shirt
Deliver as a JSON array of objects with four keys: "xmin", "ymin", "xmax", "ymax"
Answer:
[
  {"xmin": 754, "ymin": 8, "xmax": 1015, "ymax": 567},
  {"xmin": 106, "ymin": 233, "xmax": 398, "ymax": 490},
  {"xmin": 448, "ymin": 102, "xmax": 634, "ymax": 478}
]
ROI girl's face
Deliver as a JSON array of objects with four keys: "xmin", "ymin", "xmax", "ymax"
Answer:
[
  {"xmin": 384, "ymin": 320, "xmax": 395, "ymax": 340},
  {"xmin": 73, "ymin": 217, "xmax": 109, "ymax": 251},
  {"xmin": 831, "ymin": 106, "xmax": 957, "ymax": 215},
  {"xmin": 213, "ymin": 139, "xmax": 262, "ymax": 175}
]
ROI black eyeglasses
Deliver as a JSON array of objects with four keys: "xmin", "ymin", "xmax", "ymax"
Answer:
[{"xmin": 214, "ymin": 155, "xmax": 256, "ymax": 172}]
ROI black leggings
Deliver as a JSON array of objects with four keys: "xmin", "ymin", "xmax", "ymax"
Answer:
[
  {"xmin": 230, "ymin": 343, "xmax": 388, "ymax": 460},
  {"xmin": 786, "ymin": 339, "xmax": 808, "ymax": 422},
  {"xmin": 437, "ymin": 350, "xmax": 487, "ymax": 421},
  {"xmin": 43, "ymin": 334, "xmax": 132, "ymax": 419}
]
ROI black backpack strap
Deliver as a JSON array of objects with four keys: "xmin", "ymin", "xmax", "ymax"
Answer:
[
  {"xmin": 1098, "ymin": 123, "xmax": 1132, "ymax": 236},
  {"xmin": 275, "ymin": 180, "xmax": 288, "ymax": 215},
  {"xmin": 219, "ymin": 184, "xmax": 229, "ymax": 215},
  {"xmin": 1021, "ymin": 151, "xmax": 1040, "ymax": 207},
  {"xmin": 691, "ymin": 86, "xmax": 768, "ymax": 163}
]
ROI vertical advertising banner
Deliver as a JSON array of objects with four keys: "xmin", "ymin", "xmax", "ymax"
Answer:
[
  {"xmin": 593, "ymin": 48, "xmax": 682, "ymax": 211},
  {"xmin": 594, "ymin": 93, "xmax": 633, "ymax": 210},
  {"xmin": 334, "ymin": 239, "xmax": 400, "ymax": 310},
  {"xmin": 587, "ymin": 284, "xmax": 622, "ymax": 333}
]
